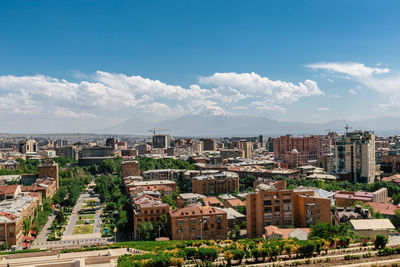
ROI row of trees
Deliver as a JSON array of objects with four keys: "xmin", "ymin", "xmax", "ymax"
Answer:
[
  {"xmin": 136, "ymin": 214, "xmax": 169, "ymax": 241},
  {"xmin": 94, "ymin": 174, "xmax": 131, "ymax": 232},
  {"xmin": 0, "ymin": 158, "xmax": 40, "ymax": 175},
  {"xmin": 53, "ymin": 166, "xmax": 92, "ymax": 208},
  {"xmin": 137, "ymin": 157, "xmax": 195, "ymax": 171}
]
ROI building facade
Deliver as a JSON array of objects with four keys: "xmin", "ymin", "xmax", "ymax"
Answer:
[
  {"xmin": 192, "ymin": 172, "xmax": 239, "ymax": 195},
  {"xmin": 170, "ymin": 206, "xmax": 227, "ymax": 240},
  {"xmin": 121, "ymin": 160, "xmax": 140, "ymax": 178},
  {"xmin": 246, "ymin": 184, "xmax": 331, "ymax": 238},
  {"xmin": 335, "ymin": 131, "xmax": 376, "ymax": 184}
]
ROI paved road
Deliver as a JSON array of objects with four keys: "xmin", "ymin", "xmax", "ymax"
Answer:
[
  {"xmin": 31, "ymin": 236, "xmax": 114, "ymax": 249},
  {"xmin": 31, "ymin": 214, "xmax": 55, "ymax": 247},
  {"xmin": 64, "ymin": 193, "xmax": 102, "ymax": 236}
]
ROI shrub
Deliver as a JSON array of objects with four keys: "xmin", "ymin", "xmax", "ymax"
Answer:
[
  {"xmin": 231, "ymin": 249, "xmax": 245, "ymax": 264},
  {"xmin": 198, "ymin": 247, "xmax": 218, "ymax": 261},
  {"xmin": 298, "ymin": 240, "xmax": 315, "ymax": 258},
  {"xmin": 374, "ymin": 234, "xmax": 388, "ymax": 250},
  {"xmin": 183, "ymin": 247, "xmax": 197, "ymax": 260}
]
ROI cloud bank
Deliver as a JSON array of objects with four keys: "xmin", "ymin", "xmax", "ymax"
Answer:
[{"xmin": 0, "ymin": 71, "xmax": 322, "ymax": 130}]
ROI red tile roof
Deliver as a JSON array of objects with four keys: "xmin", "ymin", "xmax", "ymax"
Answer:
[{"xmin": 366, "ymin": 202, "xmax": 400, "ymax": 216}]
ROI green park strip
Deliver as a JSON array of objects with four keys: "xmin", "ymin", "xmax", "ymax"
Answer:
[{"xmin": 72, "ymin": 224, "xmax": 94, "ymax": 235}]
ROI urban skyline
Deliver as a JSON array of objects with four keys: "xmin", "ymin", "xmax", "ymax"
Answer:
[{"xmin": 1, "ymin": 1, "xmax": 400, "ymax": 133}]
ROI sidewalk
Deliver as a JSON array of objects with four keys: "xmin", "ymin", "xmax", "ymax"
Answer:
[{"xmin": 31, "ymin": 214, "xmax": 55, "ymax": 248}]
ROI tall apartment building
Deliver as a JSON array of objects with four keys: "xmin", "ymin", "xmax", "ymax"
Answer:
[
  {"xmin": 152, "ymin": 135, "xmax": 169, "ymax": 149},
  {"xmin": 238, "ymin": 141, "xmax": 253, "ymax": 158},
  {"xmin": 170, "ymin": 206, "xmax": 227, "ymax": 240},
  {"xmin": 38, "ymin": 159, "xmax": 59, "ymax": 190},
  {"xmin": 192, "ymin": 172, "xmax": 239, "ymax": 195},
  {"xmin": 18, "ymin": 139, "xmax": 37, "ymax": 154},
  {"xmin": 246, "ymin": 184, "xmax": 331, "ymax": 238},
  {"xmin": 200, "ymin": 139, "xmax": 217, "ymax": 151},
  {"xmin": 121, "ymin": 160, "xmax": 140, "ymax": 178},
  {"xmin": 335, "ymin": 131, "xmax": 376, "ymax": 184}
]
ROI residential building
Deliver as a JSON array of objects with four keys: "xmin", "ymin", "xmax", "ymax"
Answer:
[
  {"xmin": 334, "ymin": 130, "xmax": 376, "ymax": 184},
  {"xmin": 169, "ymin": 206, "xmax": 227, "ymax": 240},
  {"xmin": 18, "ymin": 140, "xmax": 37, "ymax": 154},
  {"xmin": 334, "ymin": 188, "xmax": 387, "ymax": 207},
  {"xmin": 152, "ymin": 135, "xmax": 169, "ymax": 149},
  {"xmin": 0, "ymin": 193, "xmax": 42, "ymax": 246},
  {"xmin": 21, "ymin": 178, "xmax": 57, "ymax": 198},
  {"xmin": 203, "ymin": 196, "xmax": 223, "ymax": 208},
  {"xmin": 366, "ymin": 202, "xmax": 400, "ymax": 218},
  {"xmin": 132, "ymin": 195, "xmax": 170, "ymax": 240},
  {"xmin": 0, "ymin": 185, "xmax": 21, "ymax": 200},
  {"xmin": 238, "ymin": 141, "xmax": 253, "ymax": 158},
  {"xmin": 381, "ymin": 150, "xmax": 400, "ymax": 175},
  {"xmin": 334, "ymin": 206, "xmax": 371, "ymax": 225},
  {"xmin": 224, "ymin": 198, "xmax": 245, "ymax": 209},
  {"xmin": 273, "ymin": 135, "xmax": 330, "ymax": 167},
  {"xmin": 121, "ymin": 160, "xmax": 140, "ymax": 178},
  {"xmin": 176, "ymin": 193, "xmax": 206, "ymax": 208},
  {"xmin": 143, "ymin": 169, "xmax": 173, "ymax": 181},
  {"xmin": 246, "ymin": 184, "xmax": 331, "ymax": 238},
  {"xmin": 200, "ymin": 139, "xmax": 216, "ymax": 151},
  {"xmin": 220, "ymin": 149, "xmax": 244, "ymax": 159},
  {"xmin": 38, "ymin": 159, "xmax": 59, "ymax": 190},
  {"xmin": 192, "ymin": 171, "xmax": 239, "ymax": 195},
  {"xmin": 219, "ymin": 207, "xmax": 246, "ymax": 229}
]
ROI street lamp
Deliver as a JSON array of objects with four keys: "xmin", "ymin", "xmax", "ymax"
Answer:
[
  {"xmin": 113, "ymin": 227, "xmax": 117, "ymax": 243},
  {"xmin": 158, "ymin": 225, "xmax": 161, "ymax": 238}
]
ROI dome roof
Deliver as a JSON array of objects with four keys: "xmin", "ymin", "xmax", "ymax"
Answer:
[{"xmin": 291, "ymin": 149, "xmax": 299, "ymax": 153}]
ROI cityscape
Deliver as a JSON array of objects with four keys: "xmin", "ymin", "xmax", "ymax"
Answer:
[{"xmin": 1, "ymin": 1, "xmax": 400, "ymax": 266}]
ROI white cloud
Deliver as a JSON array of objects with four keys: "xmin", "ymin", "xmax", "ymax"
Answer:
[
  {"xmin": 331, "ymin": 94, "xmax": 342, "ymax": 98},
  {"xmin": 317, "ymin": 107, "xmax": 329, "ymax": 111},
  {"xmin": 0, "ymin": 71, "xmax": 322, "ymax": 128},
  {"xmin": 307, "ymin": 62, "xmax": 389, "ymax": 76},
  {"xmin": 349, "ymin": 89, "xmax": 357, "ymax": 95},
  {"xmin": 200, "ymin": 72, "xmax": 323, "ymax": 104}
]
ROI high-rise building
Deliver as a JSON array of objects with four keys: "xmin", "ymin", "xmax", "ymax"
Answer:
[
  {"xmin": 121, "ymin": 160, "xmax": 140, "ymax": 178},
  {"xmin": 152, "ymin": 135, "xmax": 169, "ymax": 149},
  {"xmin": 19, "ymin": 139, "xmax": 37, "ymax": 154},
  {"xmin": 273, "ymin": 135, "xmax": 331, "ymax": 167},
  {"xmin": 200, "ymin": 138, "xmax": 216, "ymax": 151},
  {"xmin": 334, "ymin": 130, "xmax": 376, "ymax": 184},
  {"xmin": 238, "ymin": 140, "xmax": 253, "ymax": 158},
  {"xmin": 246, "ymin": 184, "xmax": 331, "ymax": 238}
]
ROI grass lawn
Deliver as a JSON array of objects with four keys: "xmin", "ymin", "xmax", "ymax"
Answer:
[
  {"xmin": 77, "ymin": 214, "xmax": 95, "ymax": 220},
  {"xmin": 72, "ymin": 225, "xmax": 94, "ymax": 235},
  {"xmin": 76, "ymin": 219, "xmax": 95, "ymax": 225},
  {"xmin": 102, "ymin": 223, "xmax": 115, "ymax": 237}
]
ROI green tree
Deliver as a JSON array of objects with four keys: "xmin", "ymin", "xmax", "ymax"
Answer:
[
  {"xmin": 23, "ymin": 218, "xmax": 31, "ymax": 234},
  {"xmin": 136, "ymin": 222, "xmax": 155, "ymax": 241},
  {"xmin": 374, "ymin": 234, "xmax": 388, "ymax": 249},
  {"xmin": 89, "ymin": 164, "xmax": 98, "ymax": 176}
]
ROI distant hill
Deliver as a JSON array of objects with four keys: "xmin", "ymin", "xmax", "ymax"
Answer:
[{"xmin": 102, "ymin": 114, "xmax": 400, "ymax": 137}]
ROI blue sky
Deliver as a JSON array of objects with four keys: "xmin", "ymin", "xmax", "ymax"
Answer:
[{"xmin": 0, "ymin": 1, "xmax": 400, "ymax": 132}]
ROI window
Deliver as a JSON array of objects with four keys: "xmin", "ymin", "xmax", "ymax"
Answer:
[
  {"xmin": 274, "ymin": 206, "xmax": 280, "ymax": 212},
  {"xmin": 264, "ymin": 200, "xmax": 272, "ymax": 205}
]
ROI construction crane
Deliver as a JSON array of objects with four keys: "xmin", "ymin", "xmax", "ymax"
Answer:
[
  {"xmin": 148, "ymin": 128, "xmax": 170, "ymax": 136},
  {"xmin": 344, "ymin": 124, "xmax": 352, "ymax": 134}
]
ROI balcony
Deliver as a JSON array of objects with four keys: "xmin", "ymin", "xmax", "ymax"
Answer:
[{"xmin": 284, "ymin": 212, "xmax": 292, "ymax": 218}]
